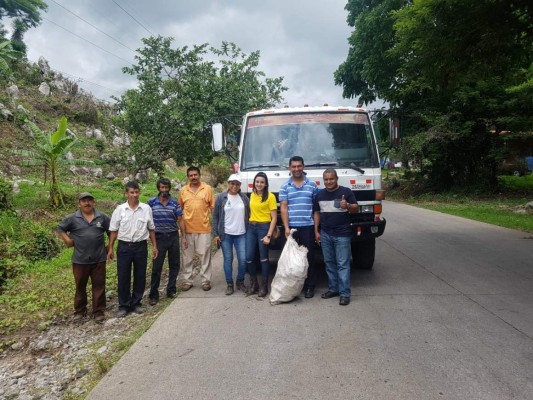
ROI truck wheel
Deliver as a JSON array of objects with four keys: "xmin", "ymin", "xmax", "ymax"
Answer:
[{"xmin": 351, "ymin": 238, "xmax": 375, "ymax": 270}]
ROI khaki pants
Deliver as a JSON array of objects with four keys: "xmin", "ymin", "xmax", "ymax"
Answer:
[{"xmin": 181, "ymin": 233, "xmax": 212, "ymax": 284}]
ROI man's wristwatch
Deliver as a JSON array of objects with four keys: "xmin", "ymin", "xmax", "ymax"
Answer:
[{"xmin": 267, "ymin": 234, "xmax": 271, "ymax": 239}]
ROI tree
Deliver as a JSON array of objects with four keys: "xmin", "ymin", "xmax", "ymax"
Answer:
[
  {"xmin": 14, "ymin": 117, "xmax": 93, "ymax": 208},
  {"xmin": 0, "ymin": 0, "xmax": 47, "ymax": 28},
  {"xmin": 335, "ymin": 0, "xmax": 533, "ymax": 189},
  {"xmin": 116, "ymin": 36, "xmax": 287, "ymax": 173},
  {"xmin": 10, "ymin": 18, "xmax": 27, "ymax": 54}
]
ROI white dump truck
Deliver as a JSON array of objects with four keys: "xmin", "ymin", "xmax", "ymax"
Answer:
[{"xmin": 212, "ymin": 105, "xmax": 386, "ymax": 269}]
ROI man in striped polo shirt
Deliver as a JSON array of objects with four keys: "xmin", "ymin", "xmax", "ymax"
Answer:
[
  {"xmin": 147, "ymin": 178, "xmax": 188, "ymax": 305},
  {"xmin": 280, "ymin": 156, "xmax": 319, "ymax": 298}
]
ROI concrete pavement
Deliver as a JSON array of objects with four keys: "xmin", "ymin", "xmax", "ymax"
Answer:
[{"xmin": 88, "ymin": 201, "xmax": 533, "ymax": 400}]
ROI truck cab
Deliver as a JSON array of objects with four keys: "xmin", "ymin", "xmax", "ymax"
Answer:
[{"xmin": 213, "ymin": 105, "xmax": 386, "ymax": 269}]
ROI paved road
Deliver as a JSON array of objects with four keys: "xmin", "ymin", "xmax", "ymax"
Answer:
[{"xmin": 88, "ymin": 201, "xmax": 533, "ymax": 400}]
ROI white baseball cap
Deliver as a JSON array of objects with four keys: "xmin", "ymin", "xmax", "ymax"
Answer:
[{"xmin": 227, "ymin": 174, "xmax": 242, "ymax": 183}]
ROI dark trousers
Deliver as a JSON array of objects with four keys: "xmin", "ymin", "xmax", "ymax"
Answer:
[
  {"xmin": 72, "ymin": 262, "xmax": 106, "ymax": 316},
  {"xmin": 117, "ymin": 241, "xmax": 148, "ymax": 310},
  {"xmin": 290, "ymin": 225, "xmax": 316, "ymax": 289},
  {"xmin": 150, "ymin": 232, "xmax": 180, "ymax": 299}
]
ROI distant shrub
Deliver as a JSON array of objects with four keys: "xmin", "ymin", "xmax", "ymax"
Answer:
[
  {"xmin": 0, "ymin": 177, "xmax": 13, "ymax": 210},
  {"xmin": 205, "ymin": 157, "xmax": 232, "ymax": 187},
  {"xmin": 71, "ymin": 103, "xmax": 99, "ymax": 125},
  {"xmin": 0, "ymin": 212, "xmax": 26, "ymax": 289},
  {"xmin": 14, "ymin": 62, "xmax": 42, "ymax": 86},
  {"xmin": 21, "ymin": 221, "xmax": 60, "ymax": 261}
]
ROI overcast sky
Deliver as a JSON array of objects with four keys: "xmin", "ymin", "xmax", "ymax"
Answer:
[{"xmin": 24, "ymin": 0, "xmax": 358, "ymax": 108}]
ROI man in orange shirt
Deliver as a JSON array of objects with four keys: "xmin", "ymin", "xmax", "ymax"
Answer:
[{"xmin": 179, "ymin": 166, "xmax": 215, "ymax": 291}]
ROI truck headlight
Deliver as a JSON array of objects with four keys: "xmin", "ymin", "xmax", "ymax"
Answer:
[{"xmin": 361, "ymin": 205, "xmax": 373, "ymax": 213}]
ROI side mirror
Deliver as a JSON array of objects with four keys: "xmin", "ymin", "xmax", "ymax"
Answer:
[{"xmin": 212, "ymin": 123, "xmax": 223, "ymax": 152}]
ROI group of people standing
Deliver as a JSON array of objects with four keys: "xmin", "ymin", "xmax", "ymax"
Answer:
[{"xmin": 56, "ymin": 156, "xmax": 358, "ymax": 323}]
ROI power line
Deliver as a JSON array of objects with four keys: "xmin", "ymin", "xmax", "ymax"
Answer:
[
  {"xmin": 49, "ymin": 0, "xmax": 137, "ymax": 54},
  {"xmin": 11, "ymin": 0, "xmax": 133, "ymax": 64},
  {"xmin": 111, "ymin": 0, "xmax": 155, "ymax": 37},
  {"xmin": 41, "ymin": 16, "xmax": 132, "ymax": 64},
  {"xmin": 117, "ymin": 1, "xmax": 158, "ymax": 37}
]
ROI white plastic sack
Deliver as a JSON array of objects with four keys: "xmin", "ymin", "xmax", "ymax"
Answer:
[{"xmin": 269, "ymin": 229, "xmax": 309, "ymax": 305}]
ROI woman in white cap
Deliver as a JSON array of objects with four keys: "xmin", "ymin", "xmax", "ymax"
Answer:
[{"xmin": 212, "ymin": 174, "xmax": 250, "ymax": 295}]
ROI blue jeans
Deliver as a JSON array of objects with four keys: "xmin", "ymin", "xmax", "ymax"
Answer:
[
  {"xmin": 246, "ymin": 223, "xmax": 270, "ymax": 278},
  {"xmin": 320, "ymin": 231, "xmax": 351, "ymax": 296},
  {"xmin": 221, "ymin": 233, "xmax": 246, "ymax": 283}
]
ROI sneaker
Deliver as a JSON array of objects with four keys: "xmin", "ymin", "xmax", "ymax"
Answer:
[
  {"xmin": 149, "ymin": 298, "xmax": 158, "ymax": 306},
  {"xmin": 201, "ymin": 281, "xmax": 212, "ymax": 291},
  {"xmin": 167, "ymin": 292, "xmax": 177, "ymax": 299},
  {"xmin": 94, "ymin": 314, "xmax": 105, "ymax": 324},
  {"xmin": 117, "ymin": 309, "xmax": 128, "ymax": 318},
  {"xmin": 133, "ymin": 306, "xmax": 144, "ymax": 314}
]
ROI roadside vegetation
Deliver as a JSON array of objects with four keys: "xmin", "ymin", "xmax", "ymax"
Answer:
[{"xmin": 384, "ymin": 170, "xmax": 533, "ymax": 233}]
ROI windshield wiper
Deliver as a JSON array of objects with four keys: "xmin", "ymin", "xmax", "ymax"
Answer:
[
  {"xmin": 338, "ymin": 162, "xmax": 365, "ymax": 174},
  {"xmin": 242, "ymin": 164, "xmax": 281, "ymax": 170},
  {"xmin": 305, "ymin": 162, "xmax": 338, "ymax": 168}
]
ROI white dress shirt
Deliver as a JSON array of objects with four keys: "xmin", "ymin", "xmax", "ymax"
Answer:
[{"xmin": 109, "ymin": 201, "xmax": 155, "ymax": 242}]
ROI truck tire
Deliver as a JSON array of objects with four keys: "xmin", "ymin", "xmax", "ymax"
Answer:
[{"xmin": 351, "ymin": 238, "xmax": 375, "ymax": 270}]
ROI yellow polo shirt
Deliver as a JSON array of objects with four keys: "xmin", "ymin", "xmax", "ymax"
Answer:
[
  {"xmin": 179, "ymin": 183, "xmax": 214, "ymax": 233},
  {"xmin": 249, "ymin": 192, "xmax": 277, "ymax": 223}
]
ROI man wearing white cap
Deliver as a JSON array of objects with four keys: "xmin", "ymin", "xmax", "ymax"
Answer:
[{"xmin": 56, "ymin": 192, "xmax": 111, "ymax": 323}]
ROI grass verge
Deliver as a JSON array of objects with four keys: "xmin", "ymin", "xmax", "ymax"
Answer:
[{"xmin": 385, "ymin": 174, "xmax": 533, "ymax": 233}]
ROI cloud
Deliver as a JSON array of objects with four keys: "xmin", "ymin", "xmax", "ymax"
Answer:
[{"xmin": 24, "ymin": 0, "xmax": 354, "ymax": 106}]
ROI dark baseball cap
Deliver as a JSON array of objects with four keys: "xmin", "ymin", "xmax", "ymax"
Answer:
[{"xmin": 78, "ymin": 192, "xmax": 95, "ymax": 200}]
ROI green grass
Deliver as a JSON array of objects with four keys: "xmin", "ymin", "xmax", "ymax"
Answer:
[
  {"xmin": 498, "ymin": 173, "xmax": 533, "ymax": 191},
  {"xmin": 0, "ymin": 248, "xmax": 118, "ymax": 336},
  {"xmin": 386, "ymin": 173, "xmax": 533, "ymax": 233},
  {"xmin": 416, "ymin": 200, "xmax": 533, "ymax": 233}
]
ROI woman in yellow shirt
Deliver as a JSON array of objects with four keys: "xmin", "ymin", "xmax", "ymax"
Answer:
[{"xmin": 246, "ymin": 172, "xmax": 277, "ymax": 297}]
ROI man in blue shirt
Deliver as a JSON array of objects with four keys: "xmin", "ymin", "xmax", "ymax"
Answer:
[
  {"xmin": 147, "ymin": 178, "xmax": 188, "ymax": 305},
  {"xmin": 280, "ymin": 156, "xmax": 319, "ymax": 298},
  {"xmin": 313, "ymin": 169, "xmax": 358, "ymax": 305}
]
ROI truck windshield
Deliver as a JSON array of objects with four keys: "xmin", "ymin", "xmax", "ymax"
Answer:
[{"xmin": 241, "ymin": 112, "xmax": 379, "ymax": 170}]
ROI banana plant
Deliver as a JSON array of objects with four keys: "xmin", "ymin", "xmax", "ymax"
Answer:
[
  {"xmin": 14, "ymin": 116, "xmax": 94, "ymax": 208},
  {"xmin": 0, "ymin": 40, "xmax": 21, "ymax": 78}
]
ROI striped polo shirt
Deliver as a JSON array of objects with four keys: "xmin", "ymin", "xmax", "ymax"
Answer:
[
  {"xmin": 147, "ymin": 196, "xmax": 183, "ymax": 233},
  {"xmin": 279, "ymin": 176, "xmax": 318, "ymax": 227}
]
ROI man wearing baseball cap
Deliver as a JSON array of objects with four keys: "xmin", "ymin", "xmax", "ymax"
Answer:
[{"xmin": 56, "ymin": 192, "xmax": 111, "ymax": 323}]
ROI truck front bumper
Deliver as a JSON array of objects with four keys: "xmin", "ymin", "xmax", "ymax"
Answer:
[{"xmin": 350, "ymin": 218, "xmax": 386, "ymax": 241}]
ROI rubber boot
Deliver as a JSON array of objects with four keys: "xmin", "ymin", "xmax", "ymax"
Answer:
[
  {"xmin": 225, "ymin": 282, "xmax": 234, "ymax": 295},
  {"xmin": 246, "ymin": 276, "xmax": 258, "ymax": 296},
  {"xmin": 258, "ymin": 278, "xmax": 268, "ymax": 298},
  {"xmin": 236, "ymin": 279, "xmax": 247, "ymax": 292}
]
